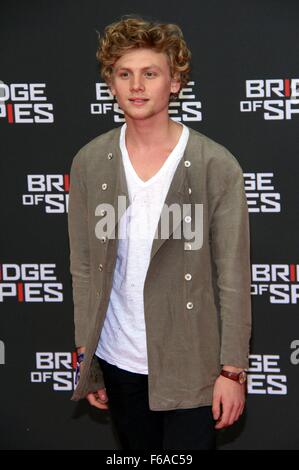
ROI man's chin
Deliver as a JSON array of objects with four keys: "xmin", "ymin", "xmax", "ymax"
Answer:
[{"xmin": 124, "ymin": 109, "xmax": 156, "ymax": 121}]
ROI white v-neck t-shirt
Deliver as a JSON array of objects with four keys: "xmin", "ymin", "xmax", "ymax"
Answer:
[{"xmin": 95, "ymin": 121, "xmax": 189, "ymax": 373}]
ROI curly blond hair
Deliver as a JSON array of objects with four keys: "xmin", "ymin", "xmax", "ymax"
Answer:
[{"xmin": 96, "ymin": 15, "xmax": 191, "ymax": 100}]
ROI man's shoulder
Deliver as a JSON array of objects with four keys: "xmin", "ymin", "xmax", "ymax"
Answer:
[
  {"xmin": 186, "ymin": 125, "xmax": 243, "ymax": 173},
  {"xmin": 72, "ymin": 126, "xmax": 121, "ymax": 165}
]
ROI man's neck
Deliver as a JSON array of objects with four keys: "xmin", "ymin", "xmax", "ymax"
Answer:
[{"xmin": 124, "ymin": 115, "xmax": 182, "ymax": 151}]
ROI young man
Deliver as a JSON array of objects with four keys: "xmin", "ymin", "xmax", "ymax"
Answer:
[{"xmin": 68, "ymin": 16, "xmax": 252, "ymax": 450}]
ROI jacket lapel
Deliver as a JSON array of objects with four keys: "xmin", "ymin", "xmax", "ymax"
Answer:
[
  {"xmin": 105, "ymin": 126, "xmax": 130, "ymax": 239},
  {"xmin": 107, "ymin": 125, "xmax": 194, "ymax": 262},
  {"xmin": 149, "ymin": 134, "xmax": 192, "ymax": 262}
]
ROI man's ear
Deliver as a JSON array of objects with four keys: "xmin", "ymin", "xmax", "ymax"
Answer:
[{"xmin": 170, "ymin": 73, "xmax": 181, "ymax": 94}]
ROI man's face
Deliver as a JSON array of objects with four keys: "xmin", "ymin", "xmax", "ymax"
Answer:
[{"xmin": 109, "ymin": 48, "xmax": 180, "ymax": 121}]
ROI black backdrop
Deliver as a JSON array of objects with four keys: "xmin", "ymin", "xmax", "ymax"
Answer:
[{"xmin": 1, "ymin": 0, "xmax": 299, "ymax": 450}]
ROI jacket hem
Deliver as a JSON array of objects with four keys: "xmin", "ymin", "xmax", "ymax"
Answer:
[{"xmin": 149, "ymin": 400, "xmax": 213, "ymax": 411}]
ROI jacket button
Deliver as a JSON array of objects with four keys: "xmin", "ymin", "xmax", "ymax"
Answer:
[
  {"xmin": 100, "ymin": 209, "xmax": 107, "ymax": 216},
  {"xmin": 185, "ymin": 273, "xmax": 192, "ymax": 281},
  {"xmin": 184, "ymin": 160, "xmax": 191, "ymax": 168},
  {"xmin": 107, "ymin": 153, "xmax": 113, "ymax": 160},
  {"xmin": 188, "ymin": 187, "xmax": 192, "ymax": 195},
  {"xmin": 97, "ymin": 291, "xmax": 101, "ymax": 297},
  {"xmin": 184, "ymin": 242, "xmax": 192, "ymax": 250},
  {"xmin": 101, "ymin": 237, "xmax": 107, "ymax": 243},
  {"xmin": 102, "ymin": 183, "xmax": 108, "ymax": 190},
  {"xmin": 98, "ymin": 264, "xmax": 103, "ymax": 271},
  {"xmin": 186, "ymin": 302, "xmax": 194, "ymax": 309},
  {"xmin": 184, "ymin": 216, "xmax": 191, "ymax": 223}
]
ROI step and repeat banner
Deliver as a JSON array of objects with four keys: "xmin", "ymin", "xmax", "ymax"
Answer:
[{"xmin": 1, "ymin": 0, "xmax": 298, "ymax": 450}]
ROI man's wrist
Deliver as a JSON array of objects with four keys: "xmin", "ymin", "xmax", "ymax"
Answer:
[
  {"xmin": 77, "ymin": 352, "xmax": 85, "ymax": 363},
  {"xmin": 77, "ymin": 346, "xmax": 86, "ymax": 355},
  {"xmin": 220, "ymin": 366, "xmax": 247, "ymax": 385},
  {"xmin": 75, "ymin": 351, "xmax": 85, "ymax": 386},
  {"xmin": 222, "ymin": 365, "xmax": 245, "ymax": 373},
  {"xmin": 220, "ymin": 369, "xmax": 247, "ymax": 385}
]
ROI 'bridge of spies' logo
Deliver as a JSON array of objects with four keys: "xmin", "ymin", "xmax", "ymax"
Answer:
[
  {"xmin": 0, "ymin": 81, "xmax": 54, "ymax": 123},
  {"xmin": 251, "ymin": 264, "xmax": 299, "ymax": 304},
  {"xmin": 247, "ymin": 354, "xmax": 287, "ymax": 395},
  {"xmin": 22, "ymin": 174, "xmax": 69, "ymax": 214},
  {"xmin": 30, "ymin": 352, "xmax": 78, "ymax": 391},
  {"xmin": 240, "ymin": 78, "xmax": 299, "ymax": 120},
  {"xmin": 0, "ymin": 263, "xmax": 63, "ymax": 302},
  {"xmin": 244, "ymin": 172, "xmax": 281, "ymax": 213}
]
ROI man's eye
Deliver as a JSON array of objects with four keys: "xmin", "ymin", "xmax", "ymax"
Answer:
[{"xmin": 118, "ymin": 71, "xmax": 157, "ymax": 78}]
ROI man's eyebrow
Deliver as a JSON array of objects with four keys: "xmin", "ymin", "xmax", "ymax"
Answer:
[{"xmin": 114, "ymin": 64, "xmax": 162, "ymax": 72}]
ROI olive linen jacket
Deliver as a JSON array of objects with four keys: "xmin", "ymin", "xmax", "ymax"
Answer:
[{"xmin": 67, "ymin": 124, "xmax": 252, "ymax": 410}]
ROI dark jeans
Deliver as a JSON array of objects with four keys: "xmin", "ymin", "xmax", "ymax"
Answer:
[{"xmin": 98, "ymin": 357, "xmax": 217, "ymax": 450}]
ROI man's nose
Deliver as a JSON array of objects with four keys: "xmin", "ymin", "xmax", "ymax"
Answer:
[{"xmin": 130, "ymin": 74, "xmax": 145, "ymax": 91}]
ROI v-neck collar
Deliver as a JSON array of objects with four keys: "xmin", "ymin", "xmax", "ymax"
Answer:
[{"xmin": 120, "ymin": 122, "xmax": 188, "ymax": 187}]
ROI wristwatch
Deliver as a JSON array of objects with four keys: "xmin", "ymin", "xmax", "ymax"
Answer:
[{"xmin": 220, "ymin": 369, "xmax": 247, "ymax": 384}]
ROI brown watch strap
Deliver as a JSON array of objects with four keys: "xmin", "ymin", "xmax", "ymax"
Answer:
[
  {"xmin": 221, "ymin": 370, "xmax": 240, "ymax": 381},
  {"xmin": 220, "ymin": 369, "xmax": 247, "ymax": 384}
]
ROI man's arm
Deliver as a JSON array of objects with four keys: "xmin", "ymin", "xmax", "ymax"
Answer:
[
  {"xmin": 68, "ymin": 152, "xmax": 108, "ymax": 408},
  {"xmin": 210, "ymin": 152, "xmax": 252, "ymax": 429},
  {"xmin": 210, "ymin": 154, "xmax": 252, "ymax": 370},
  {"xmin": 68, "ymin": 151, "xmax": 91, "ymax": 348}
]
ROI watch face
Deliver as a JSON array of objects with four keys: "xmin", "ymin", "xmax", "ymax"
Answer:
[{"xmin": 239, "ymin": 371, "xmax": 247, "ymax": 384}]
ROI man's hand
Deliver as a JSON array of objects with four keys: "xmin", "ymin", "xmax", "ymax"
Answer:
[
  {"xmin": 86, "ymin": 387, "xmax": 109, "ymax": 410},
  {"xmin": 212, "ymin": 374, "xmax": 246, "ymax": 429},
  {"xmin": 76, "ymin": 347, "xmax": 109, "ymax": 410}
]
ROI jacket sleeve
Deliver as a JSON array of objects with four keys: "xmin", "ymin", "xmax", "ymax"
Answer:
[
  {"xmin": 210, "ymin": 153, "xmax": 252, "ymax": 369},
  {"xmin": 67, "ymin": 149, "xmax": 90, "ymax": 347}
]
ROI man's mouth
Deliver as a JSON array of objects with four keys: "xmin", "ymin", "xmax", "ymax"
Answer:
[{"xmin": 129, "ymin": 98, "xmax": 149, "ymax": 104}]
